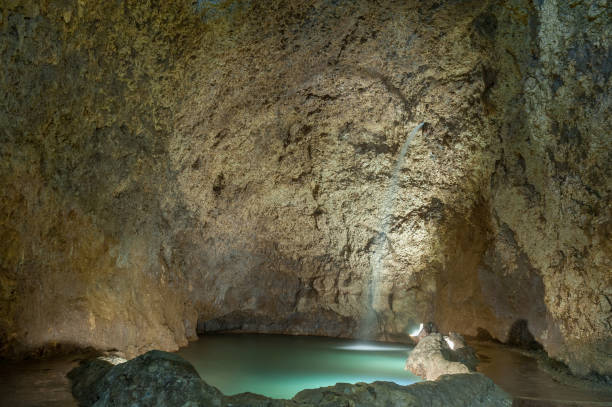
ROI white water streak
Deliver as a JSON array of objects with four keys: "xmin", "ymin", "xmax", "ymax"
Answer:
[{"xmin": 363, "ymin": 122, "xmax": 424, "ymax": 337}]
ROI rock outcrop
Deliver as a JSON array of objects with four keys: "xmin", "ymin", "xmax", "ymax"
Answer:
[
  {"xmin": 70, "ymin": 350, "xmax": 512, "ymax": 407},
  {"xmin": 292, "ymin": 374, "xmax": 512, "ymax": 407},
  {"xmin": 405, "ymin": 333, "xmax": 479, "ymax": 380},
  {"xmin": 0, "ymin": 0, "xmax": 202, "ymax": 358},
  {"xmin": 1, "ymin": 0, "xmax": 609, "ymax": 378},
  {"xmin": 454, "ymin": 0, "xmax": 611, "ymax": 377},
  {"xmin": 68, "ymin": 355, "xmax": 126, "ymax": 406},
  {"xmin": 70, "ymin": 351, "xmax": 223, "ymax": 407},
  {"xmin": 482, "ymin": 0, "xmax": 612, "ymax": 377}
]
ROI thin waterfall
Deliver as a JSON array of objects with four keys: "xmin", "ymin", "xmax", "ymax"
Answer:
[{"xmin": 360, "ymin": 122, "xmax": 425, "ymax": 339}]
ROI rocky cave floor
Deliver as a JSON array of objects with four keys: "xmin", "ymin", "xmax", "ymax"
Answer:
[{"xmin": 0, "ymin": 337, "xmax": 610, "ymax": 407}]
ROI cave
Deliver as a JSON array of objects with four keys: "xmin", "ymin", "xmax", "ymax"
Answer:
[{"xmin": 0, "ymin": 0, "xmax": 611, "ymax": 406}]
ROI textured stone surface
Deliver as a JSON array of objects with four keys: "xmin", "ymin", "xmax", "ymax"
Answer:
[
  {"xmin": 70, "ymin": 351, "xmax": 223, "ymax": 407},
  {"xmin": 405, "ymin": 333, "xmax": 478, "ymax": 380},
  {"xmin": 469, "ymin": 0, "xmax": 612, "ymax": 376},
  {"xmin": 0, "ymin": 0, "xmax": 610, "ymax": 378},
  {"xmin": 70, "ymin": 350, "xmax": 511, "ymax": 407},
  {"xmin": 293, "ymin": 374, "xmax": 512, "ymax": 407},
  {"xmin": 0, "ymin": 0, "xmax": 202, "ymax": 358},
  {"xmin": 68, "ymin": 355, "xmax": 126, "ymax": 406}
]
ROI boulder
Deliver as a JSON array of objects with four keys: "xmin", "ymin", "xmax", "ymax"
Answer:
[
  {"xmin": 446, "ymin": 332, "xmax": 479, "ymax": 371},
  {"xmin": 293, "ymin": 374, "xmax": 511, "ymax": 407},
  {"xmin": 405, "ymin": 333, "xmax": 479, "ymax": 380},
  {"xmin": 68, "ymin": 355, "xmax": 126, "ymax": 406},
  {"xmin": 69, "ymin": 350, "xmax": 223, "ymax": 407}
]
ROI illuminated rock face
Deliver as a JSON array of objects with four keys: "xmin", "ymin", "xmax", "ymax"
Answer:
[
  {"xmin": 405, "ymin": 333, "xmax": 478, "ymax": 381},
  {"xmin": 472, "ymin": 1, "xmax": 612, "ymax": 377},
  {"xmin": 0, "ymin": 1, "xmax": 609, "ymax": 376}
]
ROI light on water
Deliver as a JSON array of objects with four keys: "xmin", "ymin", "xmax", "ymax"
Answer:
[
  {"xmin": 336, "ymin": 343, "xmax": 411, "ymax": 352},
  {"xmin": 176, "ymin": 334, "xmax": 419, "ymax": 399}
]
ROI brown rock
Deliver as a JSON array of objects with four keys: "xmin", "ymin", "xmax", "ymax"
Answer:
[
  {"xmin": 0, "ymin": 0, "xmax": 609, "ymax": 378},
  {"xmin": 405, "ymin": 333, "xmax": 479, "ymax": 381}
]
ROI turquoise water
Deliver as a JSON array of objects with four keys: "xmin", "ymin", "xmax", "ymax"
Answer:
[{"xmin": 176, "ymin": 334, "xmax": 420, "ymax": 399}]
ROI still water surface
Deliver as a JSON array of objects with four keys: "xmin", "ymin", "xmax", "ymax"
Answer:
[{"xmin": 176, "ymin": 334, "xmax": 419, "ymax": 399}]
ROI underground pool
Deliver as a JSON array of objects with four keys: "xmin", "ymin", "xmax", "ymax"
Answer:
[{"xmin": 175, "ymin": 334, "xmax": 420, "ymax": 399}]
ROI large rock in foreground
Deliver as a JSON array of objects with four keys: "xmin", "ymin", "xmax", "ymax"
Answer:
[
  {"xmin": 70, "ymin": 351, "xmax": 223, "ymax": 407},
  {"xmin": 69, "ymin": 350, "xmax": 511, "ymax": 407},
  {"xmin": 294, "ymin": 374, "xmax": 511, "ymax": 407},
  {"xmin": 68, "ymin": 355, "xmax": 126, "ymax": 406},
  {"xmin": 405, "ymin": 333, "xmax": 479, "ymax": 380}
]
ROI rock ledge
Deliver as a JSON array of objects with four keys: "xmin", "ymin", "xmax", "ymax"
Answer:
[{"xmin": 405, "ymin": 333, "xmax": 479, "ymax": 381}]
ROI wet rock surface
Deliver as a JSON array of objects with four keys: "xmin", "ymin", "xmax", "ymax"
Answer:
[
  {"xmin": 68, "ymin": 355, "xmax": 126, "ymax": 406},
  {"xmin": 468, "ymin": 0, "xmax": 612, "ymax": 376},
  {"xmin": 293, "ymin": 374, "xmax": 512, "ymax": 407},
  {"xmin": 69, "ymin": 350, "xmax": 512, "ymax": 407},
  {"xmin": 70, "ymin": 351, "xmax": 223, "ymax": 407},
  {"xmin": 0, "ymin": 0, "xmax": 610, "ymax": 379},
  {"xmin": 472, "ymin": 340, "xmax": 612, "ymax": 405},
  {"xmin": 405, "ymin": 333, "xmax": 478, "ymax": 380}
]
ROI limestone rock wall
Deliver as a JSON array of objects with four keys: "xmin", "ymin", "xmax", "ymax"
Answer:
[
  {"xmin": 0, "ymin": 0, "xmax": 609, "ymax": 377},
  {"xmin": 0, "ymin": 0, "xmax": 202, "ymax": 356},
  {"xmin": 433, "ymin": 0, "xmax": 611, "ymax": 376},
  {"xmin": 172, "ymin": 0, "xmax": 498, "ymax": 342},
  {"xmin": 488, "ymin": 0, "xmax": 611, "ymax": 376}
]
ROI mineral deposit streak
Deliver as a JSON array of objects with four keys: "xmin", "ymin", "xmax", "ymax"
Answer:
[{"xmin": 362, "ymin": 122, "xmax": 425, "ymax": 339}]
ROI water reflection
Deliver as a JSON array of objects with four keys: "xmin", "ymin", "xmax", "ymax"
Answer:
[
  {"xmin": 473, "ymin": 341, "xmax": 612, "ymax": 404},
  {"xmin": 336, "ymin": 343, "xmax": 412, "ymax": 352}
]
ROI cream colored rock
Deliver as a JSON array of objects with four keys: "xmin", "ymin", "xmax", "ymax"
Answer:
[{"xmin": 405, "ymin": 333, "xmax": 477, "ymax": 381}]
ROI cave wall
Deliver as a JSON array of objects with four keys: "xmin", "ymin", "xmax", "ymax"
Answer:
[
  {"xmin": 0, "ymin": 0, "xmax": 202, "ymax": 356},
  {"xmin": 486, "ymin": 0, "xmax": 611, "ymax": 376},
  {"xmin": 171, "ymin": 0, "xmax": 499, "ymax": 342},
  {"xmin": 0, "ymin": 0, "xmax": 609, "ymax": 376},
  {"xmin": 434, "ymin": 0, "xmax": 611, "ymax": 376}
]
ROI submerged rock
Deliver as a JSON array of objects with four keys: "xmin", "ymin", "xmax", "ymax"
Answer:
[
  {"xmin": 405, "ymin": 333, "xmax": 479, "ymax": 380},
  {"xmin": 70, "ymin": 350, "xmax": 511, "ymax": 407},
  {"xmin": 225, "ymin": 393, "xmax": 297, "ymax": 407}
]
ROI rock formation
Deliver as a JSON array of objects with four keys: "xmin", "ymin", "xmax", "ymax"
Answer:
[
  {"xmin": 405, "ymin": 333, "xmax": 479, "ymax": 381},
  {"xmin": 1, "ymin": 0, "xmax": 610, "ymax": 378},
  {"xmin": 69, "ymin": 351, "xmax": 223, "ymax": 407},
  {"xmin": 293, "ymin": 374, "xmax": 512, "ymax": 407}
]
